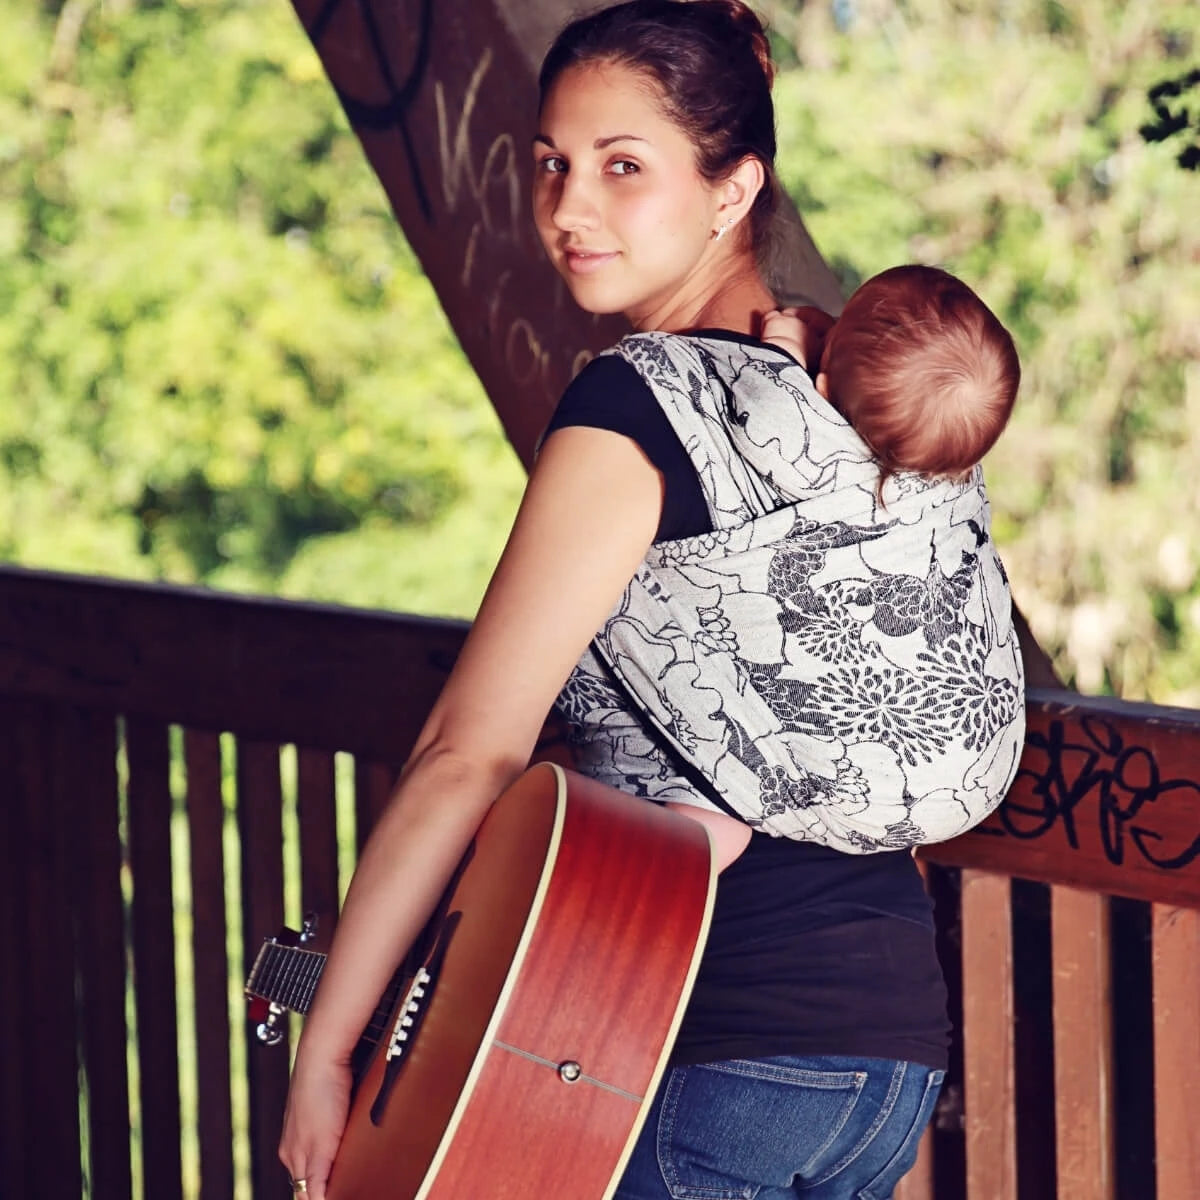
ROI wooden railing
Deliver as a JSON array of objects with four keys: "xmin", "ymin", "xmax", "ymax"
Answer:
[
  {"xmin": 912, "ymin": 692, "xmax": 1200, "ymax": 1200},
  {"xmin": 1, "ymin": 564, "xmax": 1197, "ymax": 1200}
]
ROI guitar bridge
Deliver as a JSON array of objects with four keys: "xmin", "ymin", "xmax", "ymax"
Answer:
[
  {"xmin": 370, "ymin": 910, "xmax": 461, "ymax": 1126},
  {"xmin": 385, "ymin": 967, "xmax": 431, "ymax": 1062}
]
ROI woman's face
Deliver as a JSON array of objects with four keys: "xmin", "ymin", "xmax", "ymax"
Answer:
[{"xmin": 532, "ymin": 61, "xmax": 724, "ymax": 331}]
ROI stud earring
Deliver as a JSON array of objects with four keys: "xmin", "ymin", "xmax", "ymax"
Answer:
[{"xmin": 713, "ymin": 217, "xmax": 736, "ymax": 242}]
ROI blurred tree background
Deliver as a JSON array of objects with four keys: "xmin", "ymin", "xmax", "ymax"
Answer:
[
  {"xmin": 2, "ymin": 0, "xmax": 1198, "ymax": 702},
  {"xmin": 1, "ymin": 0, "xmax": 527, "ymax": 616}
]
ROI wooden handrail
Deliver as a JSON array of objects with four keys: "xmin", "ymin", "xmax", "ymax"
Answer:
[
  {"xmin": 0, "ymin": 563, "xmax": 467, "ymax": 759},
  {"xmin": 3, "ymin": 565, "xmax": 1197, "ymax": 909}
]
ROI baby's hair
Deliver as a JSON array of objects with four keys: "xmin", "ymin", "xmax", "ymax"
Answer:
[
  {"xmin": 821, "ymin": 265, "xmax": 1020, "ymax": 483},
  {"xmin": 538, "ymin": 0, "xmax": 779, "ymax": 253}
]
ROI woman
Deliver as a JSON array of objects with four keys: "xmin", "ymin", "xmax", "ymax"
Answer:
[{"xmin": 280, "ymin": 3, "xmax": 951, "ymax": 1196}]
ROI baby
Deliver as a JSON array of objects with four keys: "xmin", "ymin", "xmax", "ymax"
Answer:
[
  {"xmin": 655, "ymin": 265, "xmax": 1023, "ymax": 863},
  {"xmin": 762, "ymin": 264, "xmax": 1020, "ymax": 486}
]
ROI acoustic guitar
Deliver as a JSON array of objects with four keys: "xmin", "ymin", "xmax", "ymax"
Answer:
[{"xmin": 245, "ymin": 762, "xmax": 716, "ymax": 1199}]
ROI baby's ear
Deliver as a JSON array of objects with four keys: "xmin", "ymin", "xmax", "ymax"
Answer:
[{"xmin": 815, "ymin": 370, "xmax": 830, "ymax": 400}]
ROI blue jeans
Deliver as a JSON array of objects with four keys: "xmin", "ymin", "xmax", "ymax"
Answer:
[{"xmin": 615, "ymin": 1056, "xmax": 944, "ymax": 1200}]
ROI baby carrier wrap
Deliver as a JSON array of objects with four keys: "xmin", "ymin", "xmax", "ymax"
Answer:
[{"xmin": 555, "ymin": 332, "xmax": 1025, "ymax": 853}]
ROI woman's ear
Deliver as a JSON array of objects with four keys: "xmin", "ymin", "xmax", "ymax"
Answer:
[{"xmin": 715, "ymin": 156, "xmax": 766, "ymax": 230}]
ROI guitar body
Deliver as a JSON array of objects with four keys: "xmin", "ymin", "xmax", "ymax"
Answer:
[{"xmin": 326, "ymin": 762, "xmax": 716, "ymax": 1200}]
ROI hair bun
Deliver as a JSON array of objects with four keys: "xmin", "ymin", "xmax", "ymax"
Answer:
[{"xmin": 703, "ymin": 0, "xmax": 775, "ymax": 88}]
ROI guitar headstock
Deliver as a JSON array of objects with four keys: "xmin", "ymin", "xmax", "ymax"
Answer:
[{"xmin": 245, "ymin": 913, "xmax": 321, "ymax": 1046}]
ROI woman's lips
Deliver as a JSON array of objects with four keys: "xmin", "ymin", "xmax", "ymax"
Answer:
[{"xmin": 564, "ymin": 249, "xmax": 619, "ymax": 275}]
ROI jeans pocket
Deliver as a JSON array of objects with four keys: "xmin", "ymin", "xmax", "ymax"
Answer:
[
  {"xmin": 858, "ymin": 1069, "xmax": 945, "ymax": 1200},
  {"xmin": 657, "ymin": 1060, "xmax": 869, "ymax": 1200}
]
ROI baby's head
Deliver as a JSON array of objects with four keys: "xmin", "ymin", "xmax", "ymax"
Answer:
[{"xmin": 817, "ymin": 265, "xmax": 1019, "ymax": 481}]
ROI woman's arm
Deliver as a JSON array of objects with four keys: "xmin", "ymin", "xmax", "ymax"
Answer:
[{"xmin": 278, "ymin": 424, "xmax": 670, "ymax": 1197}]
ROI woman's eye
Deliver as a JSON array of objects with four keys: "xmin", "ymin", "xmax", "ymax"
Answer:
[
  {"xmin": 538, "ymin": 155, "xmax": 567, "ymax": 174},
  {"xmin": 610, "ymin": 159, "xmax": 640, "ymax": 176}
]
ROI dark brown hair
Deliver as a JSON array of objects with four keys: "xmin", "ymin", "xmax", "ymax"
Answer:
[
  {"xmin": 538, "ymin": 1, "xmax": 779, "ymax": 252},
  {"xmin": 820, "ymin": 265, "xmax": 1020, "ymax": 483}
]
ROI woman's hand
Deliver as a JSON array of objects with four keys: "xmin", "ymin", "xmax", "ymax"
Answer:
[
  {"xmin": 761, "ymin": 305, "xmax": 835, "ymax": 372},
  {"xmin": 278, "ymin": 1050, "xmax": 353, "ymax": 1199}
]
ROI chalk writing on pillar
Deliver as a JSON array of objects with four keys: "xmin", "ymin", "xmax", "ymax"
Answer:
[
  {"xmin": 432, "ymin": 49, "xmax": 572, "ymax": 400},
  {"xmin": 993, "ymin": 716, "xmax": 1200, "ymax": 871},
  {"xmin": 483, "ymin": 271, "xmax": 563, "ymax": 401},
  {"xmin": 436, "ymin": 51, "xmax": 522, "ymax": 255}
]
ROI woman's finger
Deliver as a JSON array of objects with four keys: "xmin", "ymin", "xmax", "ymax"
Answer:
[
  {"xmin": 281, "ymin": 1134, "xmax": 339, "ymax": 1199},
  {"xmin": 287, "ymin": 1157, "xmax": 333, "ymax": 1200}
]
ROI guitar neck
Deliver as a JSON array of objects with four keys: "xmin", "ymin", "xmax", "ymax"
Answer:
[
  {"xmin": 245, "ymin": 937, "xmax": 406, "ymax": 1053},
  {"xmin": 246, "ymin": 940, "xmax": 328, "ymax": 1015}
]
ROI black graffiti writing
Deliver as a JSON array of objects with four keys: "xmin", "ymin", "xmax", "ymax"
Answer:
[
  {"xmin": 996, "ymin": 715, "xmax": 1200, "ymax": 871},
  {"xmin": 309, "ymin": 0, "xmax": 437, "ymax": 219},
  {"xmin": 1140, "ymin": 66, "xmax": 1200, "ymax": 172}
]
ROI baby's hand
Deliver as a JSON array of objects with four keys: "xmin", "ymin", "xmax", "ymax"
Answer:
[{"xmin": 761, "ymin": 305, "xmax": 835, "ymax": 371}]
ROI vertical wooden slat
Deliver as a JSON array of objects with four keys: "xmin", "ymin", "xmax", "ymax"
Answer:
[
  {"xmin": 895, "ymin": 854, "xmax": 936, "ymax": 1200},
  {"xmin": 21, "ymin": 703, "xmax": 84, "ymax": 1200},
  {"xmin": 1111, "ymin": 898, "xmax": 1155, "ymax": 1200},
  {"xmin": 1152, "ymin": 903, "xmax": 1200, "ymax": 1200},
  {"xmin": 1011, "ymin": 882, "xmax": 1056, "ymax": 1200},
  {"xmin": 65, "ymin": 706, "xmax": 133, "ymax": 1200},
  {"xmin": 126, "ymin": 716, "xmax": 184, "ymax": 1200},
  {"xmin": 354, "ymin": 759, "xmax": 399, "ymax": 852},
  {"xmin": 297, "ymin": 747, "xmax": 341, "ymax": 933},
  {"xmin": 0, "ymin": 701, "xmax": 41, "ymax": 1197},
  {"xmin": 238, "ymin": 738, "xmax": 289, "ymax": 1200},
  {"xmin": 961, "ymin": 869, "xmax": 1016, "ymax": 1200},
  {"xmin": 185, "ymin": 728, "xmax": 236, "ymax": 1199},
  {"xmin": 1051, "ymin": 886, "xmax": 1114, "ymax": 1200},
  {"xmin": 925, "ymin": 864, "xmax": 967, "ymax": 1199}
]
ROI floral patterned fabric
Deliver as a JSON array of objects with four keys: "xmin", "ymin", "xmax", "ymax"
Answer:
[{"xmin": 555, "ymin": 331, "xmax": 1025, "ymax": 852}]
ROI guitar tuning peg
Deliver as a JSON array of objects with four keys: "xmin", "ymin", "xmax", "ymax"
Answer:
[
  {"xmin": 300, "ymin": 913, "xmax": 319, "ymax": 944},
  {"xmin": 256, "ymin": 1003, "xmax": 286, "ymax": 1047}
]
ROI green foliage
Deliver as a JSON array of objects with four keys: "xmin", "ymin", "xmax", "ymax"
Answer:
[
  {"xmin": 765, "ymin": 0, "xmax": 1200, "ymax": 703},
  {"xmin": 0, "ymin": 0, "xmax": 525, "ymax": 616}
]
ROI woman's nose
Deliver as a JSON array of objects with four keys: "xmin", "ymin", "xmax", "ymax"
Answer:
[{"xmin": 551, "ymin": 173, "xmax": 600, "ymax": 232}]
